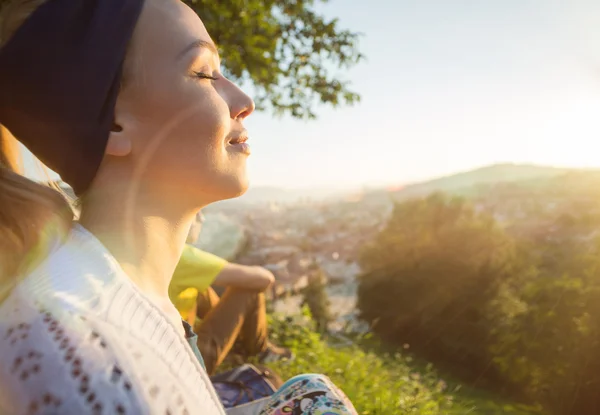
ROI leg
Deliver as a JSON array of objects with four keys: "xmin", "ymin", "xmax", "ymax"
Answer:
[
  {"xmin": 196, "ymin": 286, "xmax": 220, "ymax": 321},
  {"xmin": 238, "ymin": 291, "xmax": 268, "ymax": 357},
  {"xmin": 238, "ymin": 292, "xmax": 293, "ymax": 364},
  {"xmin": 195, "ymin": 288, "xmax": 264, "ymax": 375}
]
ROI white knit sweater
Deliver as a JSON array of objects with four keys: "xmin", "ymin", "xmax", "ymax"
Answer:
[{"xmin": 0, "ymin": 224, "xmax": 226, "ymax": 415}]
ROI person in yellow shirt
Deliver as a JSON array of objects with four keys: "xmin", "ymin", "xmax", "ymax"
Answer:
[
  {"xmin": 169, "ymin": 211, "xmax": 292, "ymax": 375},
  {"xmin": 169, "ymin": 246, "xmax": 229, "ymax": 326}
]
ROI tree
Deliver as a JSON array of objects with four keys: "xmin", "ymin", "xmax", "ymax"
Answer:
[
  {"xmin": 184, "ymin": 0, "xmax": 364, "ymax": 119},
  {"xmin": 358, "ymin": 193, "xmax": 519, "ymax": 379},
  {"xmin": 490, "ymin": 231, "xmax": 600, "ymax": 414},
  {"xmin": 356, "ymin": 177, "xmax": 600, "ymax": 414},
  {"xmin": 301, "ymin": 265, "xmax": 332, "ymax": 333}
]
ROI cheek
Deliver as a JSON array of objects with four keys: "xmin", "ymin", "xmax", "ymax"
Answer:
[
  {"xmin": 138, "ymin": 80, "xmax": 228, "ymax": 139},
  {"xmin": 130, "ymin": 80, "xmax": 231, "ymax": 172}
]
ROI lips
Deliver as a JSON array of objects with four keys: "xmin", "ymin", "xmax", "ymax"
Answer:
[
  {"xmin": 227, "ymin": 133, "xmax": 251, "ymax": 155},
  {"xmin": 228, "ymin": 135, "xmax": 248, "ymax": 145}
]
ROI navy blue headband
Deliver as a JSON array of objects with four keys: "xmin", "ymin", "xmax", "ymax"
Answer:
[{"xmin": 0, "ymin": 0, "xmax": 145, "ymax": 194}]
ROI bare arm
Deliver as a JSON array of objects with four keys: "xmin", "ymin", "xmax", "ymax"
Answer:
[{"xmin": 213, "ymin": 263, "xmax": 275, "ymax": 292}]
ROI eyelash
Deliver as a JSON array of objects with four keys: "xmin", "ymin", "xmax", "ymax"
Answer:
[{"xmin": 193, "ymin": 71, "xmax": 218, "ymax": 81}]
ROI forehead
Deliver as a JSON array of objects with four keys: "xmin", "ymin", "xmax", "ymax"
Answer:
[{"xmin": 129, "ymin": 0, "xmax": 212, "ymax": 68}]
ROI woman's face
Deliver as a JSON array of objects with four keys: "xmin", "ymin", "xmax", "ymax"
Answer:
[{"xmin": 110, "ymin": 0, "xmax": 255, "ymax": 206}]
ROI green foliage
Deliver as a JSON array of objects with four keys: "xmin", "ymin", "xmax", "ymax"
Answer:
[
  {"xmin": 489, "ymin": 236, "xmax": 600, "ymax": 414},
  {"xmin": 266, "ymin": 312, "xmax": 540, "ymax": 415},
  {"xmin": 358, "ymin": 193, "xmax": 519, "ymax": 374},
  {"xmin": 301, "ymin": 267, "xmax": 333, "ymax": 333},
  {"xmin": 357, "ymin": 182, "xmax": 600, "ymax": 414},
  {"xmin": 184, "ymin": 0, "xmax": 364, "ymax": 119}
]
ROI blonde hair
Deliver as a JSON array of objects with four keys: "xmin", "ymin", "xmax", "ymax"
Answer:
[{"xmin": 0, "ymin": 0, "xmax": 74, "ymax": 301}]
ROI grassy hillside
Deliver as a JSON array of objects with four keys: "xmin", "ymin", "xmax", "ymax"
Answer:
[
  {"xmin": 392, "ymin": 163, "xmax": 581, "ymax": 201},
  {"xmin": 263, "ymin": 312, "xmax": 543, "ymax": 415}
]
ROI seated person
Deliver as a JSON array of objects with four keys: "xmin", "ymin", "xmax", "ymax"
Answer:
[{"xmin": 169, "ymin": 212, "xmax": 292, "ymax": 375}]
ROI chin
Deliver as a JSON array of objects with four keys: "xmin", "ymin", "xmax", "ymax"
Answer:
[{"xmin": 215, "ymin": 174, "xmax": 250, "ymax": 201}]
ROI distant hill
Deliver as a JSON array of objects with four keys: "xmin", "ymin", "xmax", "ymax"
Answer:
[
  {"xmin": 391, "ymin": 163, "xmax": 587, "ymax": 201},
  {"xmin": 208, "ymin": 164, "xmax": 599, "ymax": 211}
]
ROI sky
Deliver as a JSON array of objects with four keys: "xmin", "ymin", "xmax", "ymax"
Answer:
[
  {"xmin": 23, "ymin": 0, "xmax": 600, "ymax": 190},
  {"xmin": 243, "ymin": 0, "xmax": 600, "ymax": 189}
]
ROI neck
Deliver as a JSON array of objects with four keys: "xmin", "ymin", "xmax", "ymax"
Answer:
[{"xmin": 79, "ymin": 183, "xmax": 198, "ymax": 300}]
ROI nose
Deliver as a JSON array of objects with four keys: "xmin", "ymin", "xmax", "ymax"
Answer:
[{"xmin": 225, "ymin": 79, "xmax": 255, "ymax": 121}]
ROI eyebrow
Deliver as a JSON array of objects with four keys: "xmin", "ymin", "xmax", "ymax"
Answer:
[{"xmin": 177, "ymin": 39, "xmax": 219, "ymax": 60}]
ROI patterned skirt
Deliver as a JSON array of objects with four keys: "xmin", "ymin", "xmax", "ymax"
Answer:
[{"xmin": 258, "ymin": 374, "xmax": 357, "ymax": 415}]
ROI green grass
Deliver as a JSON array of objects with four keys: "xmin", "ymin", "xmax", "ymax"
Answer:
[{"xmin": 262, "ymin": 311, "xmax": 544, "ymax": 415}]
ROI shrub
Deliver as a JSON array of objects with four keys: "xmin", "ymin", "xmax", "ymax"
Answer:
[{"xmin": 357, "ymin": 194, "xmax": 517, "ymax": 379}]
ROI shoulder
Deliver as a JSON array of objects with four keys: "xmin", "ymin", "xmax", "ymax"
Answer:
[
  {"xmin": 180, "ymin": 244, "xmax": 228, "ymax": 265},
  {"xmin": 175, "ymin": 245, "xmax": 228, "ymax": 276},
  {"xmin": 0, "ymin": 229, "xmax": 225, "ymax": 414},
  {"xmin": 15, "ymin": 224, "xmax": 125, "ymax": 314},
  {"xmin": 0, "ymin": 291, "xmax": 225, "ymax": 415},
  {"xmin": 0, "ymin": 293, "xmax": 147, "ymax": 414}
]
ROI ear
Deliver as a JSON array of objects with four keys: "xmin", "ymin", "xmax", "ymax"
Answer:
[{"xmin": 105, "ymin": 122, "xmax": 132, "ymax": 157}]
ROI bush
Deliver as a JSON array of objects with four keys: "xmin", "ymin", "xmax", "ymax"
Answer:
[
  {"xmin": 357, "ymin": 194, "xmax": 518, "ymax": 380},
  {"xmin": 490, "ymin": 238, "xmax": 600, "ymax": 414},
  {"xmin": 357, "ymin": 189, "xmax": 600, "ymax": 414},
  {"xmin": 300, "ymin": 266, "xmax": 333, "ymax": 333}
]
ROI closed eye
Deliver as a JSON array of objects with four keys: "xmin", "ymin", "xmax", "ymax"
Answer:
[{"xmin": 193, "ymin": 71, "xmax": 218, "ymax": 81}]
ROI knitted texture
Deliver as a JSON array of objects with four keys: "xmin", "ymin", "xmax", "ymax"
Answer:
[{"xmin": 0, "ymin": 225, "xmax": 226, "ymax": 415}]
